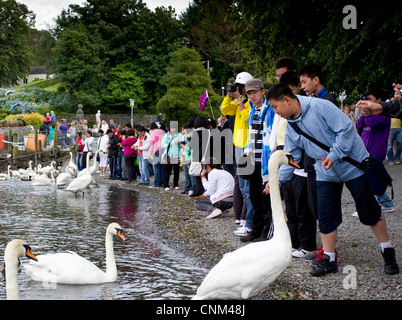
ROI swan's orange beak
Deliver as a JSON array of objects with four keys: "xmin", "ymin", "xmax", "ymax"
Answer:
[
  {"xmin": 117, "ymin": 230, "xmax": 126, "ymax": 241},
  {"xmin": 286, "ymin": 154, "xmax": 300, "ymax": 169},
  {"xmin": 25, "ymin": 246, "xmax": 38, "ymax": 261}
]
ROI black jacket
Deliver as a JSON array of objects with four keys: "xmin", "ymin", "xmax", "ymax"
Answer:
[
  {"xmin": 108, "ymin": 135, "xmax": 120, "ymax": 157},
  {"xmin": 380, "ymin": 99, "xmax": 402, "ymax": 119}
]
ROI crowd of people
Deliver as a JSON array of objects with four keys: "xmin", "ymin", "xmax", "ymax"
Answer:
[{"xmin": 41, "ymin": 56, "xmax": 399, "ymax": 279}]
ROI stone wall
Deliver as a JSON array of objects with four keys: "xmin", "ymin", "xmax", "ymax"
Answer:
[{"xmin": 60, "ymin": 113, "xmax": 159, "ymax": 127}]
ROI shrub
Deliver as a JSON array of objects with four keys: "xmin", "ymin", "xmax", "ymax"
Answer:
[
  {"xmin": 3, "ymin": 114, "xmax": 25, "ymax": 127},
  {"xmin": 23, "ymin": 112, "xmax": 45, "ymax": 126}
]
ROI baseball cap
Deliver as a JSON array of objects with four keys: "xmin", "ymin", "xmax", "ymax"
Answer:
[
  {"xmin": 235, "ymin": 72, "xmax": 253, "ymax": 84},
  {"xmin": 245, "ymin": 79, "xmax": 264, "ymax": 92}
]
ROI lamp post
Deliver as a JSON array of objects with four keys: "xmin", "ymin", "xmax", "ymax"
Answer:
[{"xmin": 129, "ymin": 99, "xmax": 135, "ymax": 127}]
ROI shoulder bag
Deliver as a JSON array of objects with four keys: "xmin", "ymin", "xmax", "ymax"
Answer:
[{"xmin": 189, "ymin": 130, "xmax": 211, "ymax": 176}]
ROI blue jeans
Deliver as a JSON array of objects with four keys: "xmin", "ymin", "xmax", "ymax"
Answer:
[
  {"xmin": 139, "ymin": 155, "xmax": 150, "ymax": 184},
  {"xmin": 183, "ymin": 164, "xmax": 197, "ymax": 193},
  {"xmin": 235, "ymin": 146, "xmax": 254, "ymax": 229},
  {"xmin": 387, "ymin": 128, "xmax": 402, "ymax": 162},
  {"xmin": 59, "ymin": 132, "xmax": 67, "ymax": 147},
  {"xmin": 77, "ymin": 153, "xmax": 83, "ymax": 172},
  {"xmin": 376, "ymin": 190, "xmax": 394, "ymax": 209},
  {"xmin": 152, "ymin": 150, "xmax": 164, "ymax": 187}
]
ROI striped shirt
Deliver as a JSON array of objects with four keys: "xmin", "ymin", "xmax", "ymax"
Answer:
[{"xmin": 250, "ymin": 107, "xmax": 263, "ymax": 163}]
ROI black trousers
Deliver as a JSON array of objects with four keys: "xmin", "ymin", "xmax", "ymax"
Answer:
[
  {"xmin": 282, "ymin": 174, "xmax": 317, "ymax": 251},
  {"xmin": 124, "ymin": 155, "xmax": 137, "ymax": 182},
  {"xmin": 163, "ymin": 163, "xmax": 180, "ymax": 188},
  {"xmin": 249, "ymin": 162, "xmax": 273, "ymax": 239}
]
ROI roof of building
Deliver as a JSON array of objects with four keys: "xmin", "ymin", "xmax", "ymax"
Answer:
[{"xmin": 30, "ymin": 66, "xmax": 47, "ymax": 75}]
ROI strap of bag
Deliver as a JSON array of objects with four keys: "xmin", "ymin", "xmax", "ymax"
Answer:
[{"xmin": 288, "ymin": 121, "xmax": 366, "ymax": 170}]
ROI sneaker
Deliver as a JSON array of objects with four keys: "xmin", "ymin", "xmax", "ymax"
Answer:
[
  {"xmin": 389, "ymin": 162, "xmax": 395, "ymax": 165},
  {"xmin": 235, "ymin": 219, "xmax": 241, "ymax": 224},
  {"xmin": 395, "ymin": 160, "xmax": 400, "ymax": 165},
  {"xmin": 174, "ymin": 186, "xmax": 180, "ymax": 190},
  {"xmin": 222, "ymin": 209, "xmax": 231, "ymax": 215},
  {"xmin": 239, "ymin": 219, "xmax": 246, "ymax": 227},
  {"xmin": 149, "ymin": 185, "xmax": 158, "ymax": 188},
  {"xmin": 292, "ymin": 248, "xmax": 314, "ymax": 258},
  {"xmin": 164, "ymin": 187, "xmax": 170, "ymax": 191},
  {"xmin": 310, "ymin": 254, "xmax": 338, "ymax": 276},
  {"xmin": 381, "ymin": 248, "xmax": 400, "ymax": 275},
  {"xmin": 381, "ymin": 206, "xmax": 395, "ymax": 213},
  {"xmin": 234, "ymin": 226, "xmax": 252, "ymax": 236},
  {"xmin": 312, "ymin": 249, "xmax": 338, "ymax": 265},
  {"xmin": 305, "ymin": 246, "xmax": 323, "ymax": 261},
  {"xmin": 206, "ymin": 208, "xmax": 223, "ymax": 219},
  {"xmin": 352, "ymin": 210, "xmax": 359, "ymax": 217},
  {"xmin": 188, "ymin": 190, "xmax": 194, "ymax": 196}
]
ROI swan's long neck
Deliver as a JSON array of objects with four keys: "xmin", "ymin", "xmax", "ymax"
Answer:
[
  {"xmin": 268, "ymin": 162, "xmax": 291, "ymax": 240},
  {"xmin": 5, "ymin": 253, "xmax": 20, "ymax": 300},
  {"xmin": 105, "ymin": 232, "xmax": 117, "ymax": 281}
]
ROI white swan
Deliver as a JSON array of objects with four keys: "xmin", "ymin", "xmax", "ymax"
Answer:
[
  {"xmin": 37, "ymin": 161, "xmax": 56, "ymax": 175},
  {"xmin": 24, "ymin": 223, "xmax": 126, "ymax": 284},
  {"xmin": 192, "ymin": 150, "xmax": 299, "ymax": 300},
  {"xmin": 0, "ymin": 165, "xmax": 11, "ymax": 180},
  {"xmin": 4, "ymin": 239, "xmax": 37, "ymax": 300},
  {"xmin": 56, "ymin": 168, "xmax": 72, "ymax": 187},
  {"xmin": 18, "ymin": 160, "xmax": 33, "ymax": 176},
  {"xmin": 77, "ymin": 149, "xmax": 99, "ymax": 177},
  {"xmin": 66, "ymin": 151, "xmax": 77, "ymax": 176},
  {"xmin": 32, "ymin": 170, "xmax": 55, "ymax": 186},
  {"xmin": 65, "ymin": 152, "xmax": 94, "ymax": 196}
]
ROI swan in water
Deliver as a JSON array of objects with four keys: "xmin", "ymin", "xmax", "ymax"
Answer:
[
  {"xmin": 18, "ymin": 160, "xmax": 33, "ymax": 176},
  {"xmin": 77, "ymin": 149, "xmax": 99, "ymax": 177},
  {"xmin": 0, "ymin": 165, "xmax": 11, "ymax": 180},
  {"xmin": 32, "ymin": 170, "xmax": 55, "ymax": 186},
  {"xmin": 4, "ymin": 239, "xmax": 37, "ymax": 300},
  {"xmin": 192, "ymin": 150, "xmax": 299, "ymax": 300},
  {"xmin": 66, "ymin": 152, "xmax": 77, "ymax": 176},
  {"xmin": 37, "ymin": 161, "xmax": 56, "ymax": 175},
  {"xmin": 25, "ymin": 223, "xmax": 126, "ymax": 284},
  {"xmin": 56, "ymin": 166, "xmax": 75, "ymax": 187},
  {"xmin": 65, "ymin": 152, "xmax": 94, "ymax": 196}
]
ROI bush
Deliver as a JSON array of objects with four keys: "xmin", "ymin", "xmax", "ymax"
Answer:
[
  {"xmin": 3, "ymin": 114, "xmax": 25, "ymax": 127},
  {"xmin": 23, "ymin": 112, "xmax": 45, "ymax": 126}
]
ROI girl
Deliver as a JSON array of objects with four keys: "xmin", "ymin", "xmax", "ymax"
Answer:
[{"xmin": 76, "ymin": 132, "xmax": 84, "ymax": 172}]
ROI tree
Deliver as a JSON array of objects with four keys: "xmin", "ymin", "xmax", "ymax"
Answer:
[
  {"xmin": 156, "ymin": 47, "xmax": 222, "ymax": 125},
  {"xmin": 0, "ymin": 0, "xmax": 35, "ymax": 86}
]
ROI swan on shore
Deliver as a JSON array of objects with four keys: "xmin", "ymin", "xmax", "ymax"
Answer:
[
  {"xmin": 192, "ymin": 150, "xmax": 300, "ymax": 300},
  {"xmin": 65, "ymin": 152, "xmax": 94, "ymax": 196},
  {"xmin": 4, "ymin": 239, "xmax": 37, "ymax": 300},
  {"xmin": 24, "ymin": 223, "xmax": 126, "ymax": 284}
]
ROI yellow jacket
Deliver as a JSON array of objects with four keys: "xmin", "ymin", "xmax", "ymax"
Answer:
[{"xmin": 220, "ymin": 95, "xmax": 250, "ymax": 148}]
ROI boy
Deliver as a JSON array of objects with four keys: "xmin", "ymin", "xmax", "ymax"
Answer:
[{"xmin": 267, "ymin": 83, "xmax": 399, "ymax": 277}]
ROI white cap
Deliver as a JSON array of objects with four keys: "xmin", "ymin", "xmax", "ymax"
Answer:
[{"xmin": 235, "ymin": 72, "xmax": 253, "ymax": 84}]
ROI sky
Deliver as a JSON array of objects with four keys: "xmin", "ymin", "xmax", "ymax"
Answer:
[{"xmin": 17, "ymin": 0, "xmax": 192, "ymax": 30}]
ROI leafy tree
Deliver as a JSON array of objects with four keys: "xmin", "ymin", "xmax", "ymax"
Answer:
[
  {"xmin": 0, "ymin": 0, "xmax": 35, "ymax": 86},
  {"xmin": 102, "ymin": 62, "xmax": 145, "ymax": 112},
  {"xmin": 156, "ymin": 47, "xmax": 222, "ymax": 125}
]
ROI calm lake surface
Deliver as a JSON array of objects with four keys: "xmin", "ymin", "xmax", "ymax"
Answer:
[{"xmin": 0, "ymin": 179, "xmax": 207, "ymax": 300}]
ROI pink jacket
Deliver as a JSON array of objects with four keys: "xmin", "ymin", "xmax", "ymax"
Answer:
[{"xmin": 148, "ymin": 129, "xmax": 165, "ymax": 155}]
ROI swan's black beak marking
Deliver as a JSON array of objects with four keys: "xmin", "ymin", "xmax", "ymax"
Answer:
[
  {"xmin": 286, "ymin": 154, "xmax": 300, "ymax": 169},
  {"xmin": 116, "ymin": 228, "xmax": 126, "ymax": 241},
  {"xmin": 23, "ymin": 244, "xmax": 38, "ymax": 261}
]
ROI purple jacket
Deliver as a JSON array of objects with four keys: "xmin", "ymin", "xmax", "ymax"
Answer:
[{"xmin": 356, "ymin": 115, "xmax": 391, "ymax": 160}]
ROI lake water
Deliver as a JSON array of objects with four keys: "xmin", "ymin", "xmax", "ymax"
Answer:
[{"xmin": 0, "ymin": 179, "xmax": 207, "ymax": 300}]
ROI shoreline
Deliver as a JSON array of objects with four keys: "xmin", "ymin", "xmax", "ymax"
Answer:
[{"xmin": 93, "ymin": 165, "xmax": 400, "ymax": 300}]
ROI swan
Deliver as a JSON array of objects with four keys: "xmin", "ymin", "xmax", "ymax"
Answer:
[
  {"xmin": 38, "ymin": 161, "xmax": 56, "ymax": 174},
  {"xmin": 18, "ymin": 160, "xmax": 33, "ymax": 175},
  {"xmin": 66, "ymin": 152, "xmax": 77, "ymax": 176},
  {"xmin": 24, "ymin": 223, "xmax": 126, "ymax": 284},
  {"xmin": 4, "ymin": 239, "xmax": 37, "ymax": 300},
  {"xmin": 56, "ymin": 168, "xmax": 72, "ymax": 187},
  {"xmin": 192, "ymin": 150, "xmax": 300, "ymax": 300},
  {"xmin": 65, "ymin": 152, "xmax": 94, "ymax": 196},
  {"xmin": 77, "ymin": 149, "xmax": 99, "ymax": 177},
  {"xmin": 32, "ymin": 170, "xmax": 55, "ymax": 186},
  {"xmin": 0, "ymin": 165, "xmax": 11, "ymax": 180}
]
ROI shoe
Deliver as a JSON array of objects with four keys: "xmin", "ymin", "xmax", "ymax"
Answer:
[
  {"xmin": 352, "ymin": 210, "xmax": 359, "ymax": 217},
  {"xmin": 234, "ymin": 226, "xmax": 252, "ymax": 236},
  {"xmin": 389, "ymin": 162, "xmax": 395, "ymax": 165},
  {"xmin": 149, "ymin": 185, "xmax": 158, "ymax": 188},
  {"xmin": 381, "ymin": 248, "xmax": 400, "ymax": 275},
  {"xmin": 181, "ymin": 190, "xmax": 188, "ymax": 194},
  {"xmin": 164, "ymin": 187, "xmax": 170, "ymax": 191},
  {"xmin": 310, "ymin": 254, "xmax": 338, "ymax": 276},
  {"xmin": 240, "ymin": 234, "xmax": 258, "ymax": 243},
  {"xmin": 292, "ymin": 248, "xmax": 314, "ymax": 258},
  {"xmin": 222, "ymin": 209, "xmax": 231, "ymax": 215},
  {"xmin": 395, "ymin": 160, "xmax": 400, "ymax": 165},
  {"xmin": 206, "ymin": 208, "xmax": 223, "ymax": 219},
  {"xmin": 188, "ymin": 190, "xmax": 194, "ymax": 196},
  {"xmin": 125, "ymin": 180, "xmax": 132, "ymax": 184},
  {"xmin": 381, "ymin": 206, "xmax": 395, "ymax": 213},
  {"xmin": 239, "ymin": 219, "xmax": 246, "ymax": 227},
  {"xmin": 305, "ymin": 246, "xmax": 323, "ymax": 261},
  {"xmin": 174, "ymin": 186, "xmax": 180, "ymax": 190},
  {"xmin": 312, "ymin": 249, "xmax": 338, "ymax": 265}
]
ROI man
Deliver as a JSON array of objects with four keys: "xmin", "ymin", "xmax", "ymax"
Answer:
[
  {"xmin": 107, "ymin": 128, "xmax": 120, "ymax": 180},
  {"xmin": 267, "ymin": 83, "xmax": 399, "ymax": 276},
  {"xmin": 299, "ymin": 64, "xmax": 339, "ymax": 107},
  {"xmin": 274, "ymin": 57, "xmax": 298, "ymax": 81},
  {"xmin": 240, "ymin": 79, "xmax": 276, "ymax": 242},
  {"xmin": 221, "ymin": 72, "xmax": 255, "ymax": 235},
  {"xmin": 58, "ymin": 120, "xmax": 68, "ymax": 148}
]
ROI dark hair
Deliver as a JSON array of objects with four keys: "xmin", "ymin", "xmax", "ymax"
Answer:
[
  {"xmin": 279, "ymin": 71, "xmax": 300, "ymax": 87},
  {"xmin": 206, "ymin": 158, "xmax": 222, "ymax": 170},
  {"xmin": 137, "ymin": 125, "xmax": 146, "ymax": 132},
  {"xmin": 98, "ymin": 129, "xmax": 104, "ymax": 134},
  {"xmin": 106, "ymin": 129, "xmax": 113, "ymax": 134},
  {"xmin": 127, "ymin": 129, "xmax": 135, "ymax": 136},
  {"xmin": 299, "ymin": 64, "xmax": 324, "ymax": 84},
  {"xmin": 150, "ymin": 122, "xmax": 159, "ymax": 130},
  {"xmin": 274, "ymin": 57, "xmax": 297, "ymax": 71},
  {"xmin": 365, "ymin": 87, "xmax": 383, "ymax": 101},
  {"xmin": 207, "ymin": 118, "xmax": 216, "ymax": 129},
  {"xmin": 76, "ymin": 132, "xmax": 82, "ymax": 138},
  {"xmin": 194, "ymin": 116, "xmax": 208, "ymax": 129},
  {"xmin": 187, "ymin": 116, "xmax": 196, "ymax": 128},
  {"xmin": 125, "ymin": 123, "xmax": 132, "ymax": 129},
  {"xmin": 266, "ymin": 84, "xmax": 297, "ymax": 101},
  {"xmin": 86, "ymin": 130, "xmax": 92, "ymax": 136}
]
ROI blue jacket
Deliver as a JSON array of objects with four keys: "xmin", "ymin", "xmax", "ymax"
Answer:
[
  {"xmin": 244, "ymin": 98, "xmax": 276, "ymax": 182},
  {"xmin": 279, "ymin": 95, "xmax": 369, "ymax": 183}
]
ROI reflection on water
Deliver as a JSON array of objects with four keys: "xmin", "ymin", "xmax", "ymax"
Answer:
[{"xmin": 0, "ymin": 179, "xmax": 206, "ymax": 300}]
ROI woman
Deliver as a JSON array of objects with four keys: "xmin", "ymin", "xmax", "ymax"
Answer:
[
  {"xmin": 121, "ymin": 129, "xmax": 138, "ymax": 183},
  {"xmin": 148, "ymin": 122, "xmax": 165, "ymax": 188},
  {"xmin": 133, "ymin": 125, "xmax": 150, "ymax": 185},
  {"xmin": 98, "ymin": 129, "xmax": 110, "ymax": 176},
  {"xmin": 161, "ymin": 125, "xmax": 182, "ymax": 191},
  {"xmin": 82, "ymin": 130, "xmax": 94, "ymax": 170},
  {"xmin": 76, "ymin": 132, "xmax": 84, "ymax": 172},
  {"xmin": 69, "ymin": 122, "xmax": 77, "ymax": 146},
  {"xmin": 193, "ymin": 159, "xmax": 235, "ymax": 219},
  {"xmin": 48, "ymin": 122, "xmax": 57, "ymax": 148},
  {"xmin": 180, "ymin": 122, "xmax": 196, "ymax": 195}
]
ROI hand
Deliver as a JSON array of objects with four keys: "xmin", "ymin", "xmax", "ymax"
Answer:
[
  {"xmin": 356, "ymin": 100, "xmax": 383, "ymax": 116},
  {"xmin": 321, "ymin": 157, "xmax": 333, "ymax": 170},
  {"xmin": 263, "ymin": 183, "xmax": 270, "ymax": 195}
]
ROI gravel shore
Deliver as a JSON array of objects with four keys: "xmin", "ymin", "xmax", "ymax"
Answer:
[{"xmin": 95, "ymin": 162, "xmax": 401, "ymax": 300}]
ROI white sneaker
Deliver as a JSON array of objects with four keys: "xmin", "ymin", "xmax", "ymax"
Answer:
[
  {"xmin": 239, "ymin": 219, "xmax": 246, "ymax": 227},
  {"xmin": 352, "ymin": 210, "xmax": 358, "ymax": 217},
  {"xmin": 292, "ymin": 248, "xmax": 313, "ymax": 258},
  {"xmin": 164, "ymin": 187, "xmax": 170, "ymax": 191},
  {"xmin": 381, "ymin": 206, "xmax": 395, "ymax": 213},
  {"xmin": 235, "ymin": 219, "xmax": 241, "ymax": 224},
  {"xmin": 188, "ymin": 190, "xmax": 194, "ymax": 196},
  {"xmin": 206, "ymin": 208, "xmax": 223, "ymax": 219},
  {"xmin": 234, "ymin": 226, "xmax": 252, "ymax": 236},
  {"xmin": 174, "ymin": 186, "xmax": 180, "ymax": 190}
]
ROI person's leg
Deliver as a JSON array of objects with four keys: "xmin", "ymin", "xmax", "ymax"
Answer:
[{"xmin": 173, "ymin": 164, "xmax": 180, "ymax": 188}]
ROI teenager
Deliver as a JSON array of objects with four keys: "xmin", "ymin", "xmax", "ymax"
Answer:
[
  {"xmin": 133, "ymin": 126, "xmax": 150, "ymax": 185},
  {"xmin": 267, "ymin": 83, "xmax": 399, "ymax": 277}
]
